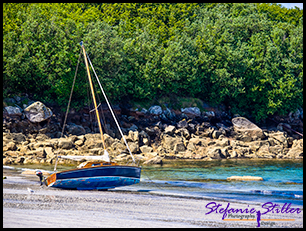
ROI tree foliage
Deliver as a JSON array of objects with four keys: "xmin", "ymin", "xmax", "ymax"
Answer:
[{"xmin": 3, "ymin": 3, "xmax": 303, "ymax": 121}]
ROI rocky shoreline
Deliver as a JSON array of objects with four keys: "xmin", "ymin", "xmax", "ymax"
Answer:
[{"xmin": 3, "ymin": 98, "xmax": 303, "ymax": 166}]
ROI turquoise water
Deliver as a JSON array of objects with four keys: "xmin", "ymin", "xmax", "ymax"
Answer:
[
  {"xmin": 137, "ymin": 159, "xmax": 303, "ymax": 206},
  {"xmin": 6, "ymin": 159, "xmax": 303, "ymax": 206}
]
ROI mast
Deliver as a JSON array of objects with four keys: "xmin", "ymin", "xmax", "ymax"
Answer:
[
  {"xmin": 86, "ymin": 53, "xmax": 136, "ymax": 164},
  {"xmin": 80, "ymin": 42, "xmax": 106, "ymax": 151}
]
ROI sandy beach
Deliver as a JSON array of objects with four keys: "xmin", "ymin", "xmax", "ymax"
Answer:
[{"xmin": 3, "ymin": 168, "xmax": 303, "ymax": 228}]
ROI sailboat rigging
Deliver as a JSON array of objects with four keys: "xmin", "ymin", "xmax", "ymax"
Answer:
[{"xmin": 45, "ymin": 42, "xmax": 141, "ymax": 190}]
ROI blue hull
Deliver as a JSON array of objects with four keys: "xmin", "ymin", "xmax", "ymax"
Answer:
[
  {"xmin": 48, "ymin": 165, "xmax": 141, "ymax": 190},
  {"xmin": 50, "ymin": 176, "xmax": 140, "ymax": 190}
]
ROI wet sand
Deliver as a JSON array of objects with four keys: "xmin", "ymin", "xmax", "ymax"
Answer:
[{"xmin": 3, "ymin": 168, "xmax": 303, "ymax": 228}]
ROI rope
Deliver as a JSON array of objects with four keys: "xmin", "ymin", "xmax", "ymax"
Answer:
[
  {"xmin": 141, "ymin": 168, "xmax": 165, "ymax": 191},
  {"xmin": 86, "ymin": 80, "xmax": 94, "ymax": 132},
  {"xmin": 81, "ymin": 44, "xmax": 107, "ymax": 151},
  {"xmin": 60, "ymin": 48, "xmax": 82, "ymax": 138},
  {"xmin": 54, "ymin": 49, "xmax": 82, "ymax": 172},
  {"xmin": 85, "ymin": 52, "xmax": 136, "ymax": 164}
]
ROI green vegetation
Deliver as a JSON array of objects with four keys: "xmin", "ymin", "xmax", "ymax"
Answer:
[{"xmin": 3, "ymin": 3, "xmax": 303, "ymax": 121}]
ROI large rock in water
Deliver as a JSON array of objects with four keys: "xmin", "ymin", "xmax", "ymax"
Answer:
[
  {"xmin": 24, "ymin": 101, "xmax": 53, "ymax": 123},
  {"xmin": 232, "ymin": 117, "xmax": 265, "ymax": 140}
]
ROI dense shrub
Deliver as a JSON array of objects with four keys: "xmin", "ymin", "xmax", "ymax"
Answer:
[{"xmin": 3, "ymin": 3, "xmax": 303, "ymax": 121}]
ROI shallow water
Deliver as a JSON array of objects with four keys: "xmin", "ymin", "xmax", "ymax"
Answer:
[
  {"xmin": 136, "ymin": 159, "xmax": 303, "ymax": 206},
  {"xmin": 6, "ymin": 159, "xmax": 303, "ymax": 206}
]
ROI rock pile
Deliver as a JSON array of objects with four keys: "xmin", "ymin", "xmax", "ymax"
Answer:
[
  {"xmin": 3, "ymin": 98, "xmax": 303, "ymax": 166},
  {"xmin": 3, "ymin": 117, "xmax": 303, "ymax": 166}
]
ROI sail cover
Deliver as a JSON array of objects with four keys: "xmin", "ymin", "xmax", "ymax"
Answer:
[
  {"xmin": 102, "ymin": 149, "xmax": 110, "ymax": 162},
  {"xmin": 59, "ymin": 150, "xmax": 110, "ymax": 162}
]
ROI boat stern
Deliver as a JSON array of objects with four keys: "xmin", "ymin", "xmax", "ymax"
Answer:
[{"xmin": 46, "ymin": 172, "xmax": 57, "ymax": 187}]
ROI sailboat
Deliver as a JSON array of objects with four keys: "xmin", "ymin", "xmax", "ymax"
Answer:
[{"xmin": 45, "ymin": 42, "xmax": 141, "ymax": 190}]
